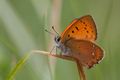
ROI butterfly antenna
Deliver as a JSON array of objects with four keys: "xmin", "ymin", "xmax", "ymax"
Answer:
[
  {"xmin": 52, "ymin": 26, "xmax": 60, "ymax": 36},
  {"xmin": 45, "ymin": 29, "xmax": 57, "ymax": 36}
]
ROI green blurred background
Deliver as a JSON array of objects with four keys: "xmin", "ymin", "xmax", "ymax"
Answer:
[{"xmin": 0, "ymin": 0, "xmax": 119, "ymax": 80}]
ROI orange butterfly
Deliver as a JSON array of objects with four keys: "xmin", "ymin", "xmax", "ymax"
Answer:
[{"xmin": 49, "ymin": 15, "xmax": 104, "ymax": 68}]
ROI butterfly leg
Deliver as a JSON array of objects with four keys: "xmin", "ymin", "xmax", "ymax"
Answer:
[
  {"xmin": 56, "ymin": 46, "xmax": 62, "ymax": 56},
  {"xmin": 56, "ymin": 46, "xmax": 58, "ymax": 55},
  {"xmin": 50, "ymin": 45, "xmax": 56, "ymax": 53},
  {"xmin": 60, "ymin": 51, "xmax": 62, "ymax": 56}
]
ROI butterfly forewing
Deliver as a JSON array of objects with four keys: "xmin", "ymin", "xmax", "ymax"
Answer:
[
  {"xmin": 66, "ymin": 39, "xmax": 104, "ymax": 68},
  {"xmin": 60, "ymin": 15, "xmax": 97, "ymax": 44}
]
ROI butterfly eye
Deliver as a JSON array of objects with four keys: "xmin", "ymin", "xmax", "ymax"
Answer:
[
  {"xmin": 54, "ymin": 36, "xmax": 61, "ymax": 43},
  {"xmin": 57, "ymin": 37, "xmax": 61, "ymax": 42}
]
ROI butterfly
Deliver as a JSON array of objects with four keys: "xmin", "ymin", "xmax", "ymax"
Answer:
[{"xmin": 48, "ymin": 15, "xmax": 104, "ymax": 69}]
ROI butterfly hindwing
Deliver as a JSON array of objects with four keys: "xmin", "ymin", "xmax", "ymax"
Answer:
[{"xmin": 65, "ymin": 39, "xmax": 104, "ymax": 68}]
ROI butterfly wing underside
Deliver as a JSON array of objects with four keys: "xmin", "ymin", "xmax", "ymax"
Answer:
[
  {"xmin": 66, "ymin": 39, "xmax": 104, "ymax": 68},
  {"xmin": 60, "ymin": 15, "xmax": 97, "ymax": 44}
]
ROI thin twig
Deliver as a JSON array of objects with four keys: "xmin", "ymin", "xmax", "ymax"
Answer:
[
  {"xmin": 6, "ymin": 50, "xmax": 86, "ymax": 80},
  {"xmin": 75, "ymin": 59, "xmax": 86, "ymax": 80}
]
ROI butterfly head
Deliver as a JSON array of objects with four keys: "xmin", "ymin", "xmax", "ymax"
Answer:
[{"xmin": 54, "ymin": 36, "xmax": 61, "ymax": 43}]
